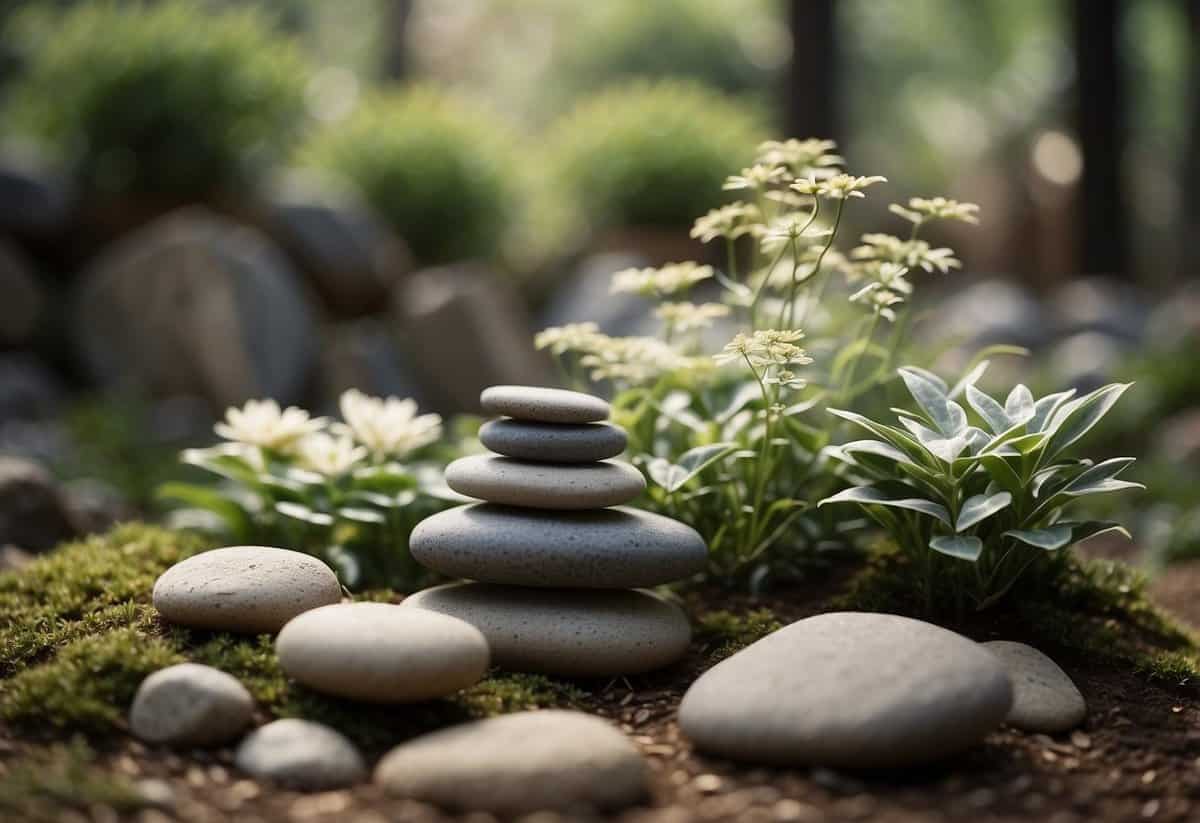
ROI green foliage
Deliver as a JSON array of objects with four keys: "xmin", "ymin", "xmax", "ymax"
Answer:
[
  {"xmin": 298, "ymin": 87, "xmax": 522, "ymax": 264},
  {"xmin": 6, "ymin": 0, "xmax": 307, "ymax": 196},
  {"xmin": 695, "ymin": 607, "xmax": 782, "ymax": 660},
  {"xmin": 822, "ymin": 365, "xmax": 1141, "ymax": 614},
  {"xmin": 0, "ymin": 524, "xmax": 581, "ymax": 747},
  {"xmin": 544, "ymin": 79, "xmax": 764, "ymax": 234},
  {"xmin": 0, "ymin": 739, "xmax": 143, "ymax": 823}
]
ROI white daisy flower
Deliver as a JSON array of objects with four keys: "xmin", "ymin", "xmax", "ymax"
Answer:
[
  {"xmin": 337, "ymin": 389, "xmax": 442, "ymax": 460},
  {"xmin": 214, "ymin": 399, "xmax": 326, "ymax": 454}
]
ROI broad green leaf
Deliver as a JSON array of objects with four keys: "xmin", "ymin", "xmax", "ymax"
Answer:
[
  {"xmin": 828, "ymin": 408, "xmax": 937, "ymax": 467},
  {"xmin": 677, "ymin": 442, "xmax": 738, "ymax": 474},
  {"xmin": 1028, "ymin": 389, "xmax": 1076, "ymax": 433},
  {"xmin": 956, "ymin": 491, "xmax": 1012, "ymax": 532},
  {"xmin": 899, "ymin": 367, "xmax": 959, "ymax": 435},
  {"xmin": 948, "ymin": 359, "xmax": 990, "ymax": 400},
  {"xmin": 1061, "ymin": 457, "xmax": 1137, "ymax": 494},
  {"xmin": 339, "ymin": 507, "xmax": 387, "ymax": 525},
  {"xmin": 929, "ymin": 535, "xmax": 983, "ymax": 561},
  {"xmin": 978, "ymin": 454, "xmax": 1024, "ymax": 498},
  {"xmin": 901, "ymin": 365, "xmax": 949, "ymax": 394},
  {"xmin": 180, "ymin": 445, "xmax": 260, "ymax": 484},
  {"xmin": 819, "ymin": 485, "xmax": 951, "ymax": 526},
  {"xmin": 1005, "ymin": 384, "xmax": 1035, "ymax": 424},
  {"xmin": 966, "ymin": 384, "xmax": 1010, "ymax": 435},
  {"xmin": 841, "ymin": 439, "xmax": 914, "ymax": 466},
  {"xmin": 157, "ymin": 482, "xmax": 251, "ymax": 541},
  {"xmin": 1041, "ymin": 383, "xmax": 1132, "ymax": 461},
  {"xmin": 1063, "ymin": 520, "xmax": 1132, "ymax": 544},
  {"xmin": 1061, "ymin": 478, "xmax": 1144, "ymax": 497},
  {"xmin": 1004, "ymin": 525, "xmax": 1072, "ymax": 550},
  {"xmin": 645, "ymin": 457, "xmax": 682, "ymax": 491},
  {"xmin": 275, "ymin": 501, "xmax": 333, "ymax": 527},
  {"xmin": 717, "ymin": 382, "xmax": 763, "ymax": 423}
]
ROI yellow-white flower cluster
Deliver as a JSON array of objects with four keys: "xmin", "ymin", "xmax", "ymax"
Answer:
[
  {"xmin": 690, "ymin": 202, "xmax": 762, "ymax": 243},
  {"xmin": 790, "ymin": 174, "xmax": 888, "ymax": 201},
  {"xmin": 610, "ymin": 262, "xmax": 714, "ymax": 297},
  {"xmin": 849, "ymin": 262, "xmax": 912, "ymax": 322},
  {"xmin": 654, "ymin": 301, "xmax": 730, "ymax": 333},
  {"xmin": 714, "ymin": 329, "xmax": 813, "ymax": 371},
  {"xmin": 851, "ymin": 233, "xmax": 961, "ymax": 274},
  {"xmin": 889, "ymin": 197, "xmax": 980, "ymax": 225}
]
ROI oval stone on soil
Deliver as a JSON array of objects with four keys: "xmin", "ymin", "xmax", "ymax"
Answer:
[
  {"xmin": 445, "ymin": 455, "xmax": 645, "ymax": 509},
  {"xmin": 130, "ymin": 663, "xmax": 253, "ymax": 746},
  {"xmin": 479, "ymin": 418, "xmax": 627, "ymax": 463},
  {"xmin": 679, "ymin": 612, "xmax": 1012, "ymax": 768},
  {"xmin": 153, "ymin": 546, "xmax": 341, "ymax": 634},
  {"xmin": 480, "ymin": 385, "xmax": 610, "ymax": 424},
  {"xmin": 411, "ymin": 503, "xmax": 706, "ymax": 588},
  {"xmin": 276, "ymin": 602, "xmax": 489, "ymax": 702},
  {"xmin": 235, "ymin": 719, "xmax": 366, "ymax": 790},
  {"xmin": 401, "ymin": 583, "xmax": 691, "ymax": 677},
  {"xmin": 374, "ymin": 710, "xmax": 648, "ymax": 814},
  {"xmin": 984, "ymin": 641, "xmax": 1086, "ymax": 733}
]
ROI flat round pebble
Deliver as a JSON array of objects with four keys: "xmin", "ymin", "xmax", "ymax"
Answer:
[
  {"xmin": 445, "ymin": 455, "xmax": 645, "ymax": 509},
  {"xmin": 129, "ymin": 663, "xmax": 253, "ymax": 746},
  {"xmin": 984, "ymin": 641, "xmax": 1087, "ymax": 733},
  {"xmin": 153, "ymin": 546, "xmax": 341, "ymax": 634},
  {"xmin": 479, "ymin": 418, "xmax": 627, "ymax": 463},
  {"xmin": 411, "ymin": 503, "xmax": 707, "ymax": 587},
  {"xmin": 679, "ymin": 612, "xmax": 1012, "ymax": 768},
  {"xmin": 480, "ymin": 385, "xmax": 610, "ymax": 424},
  {"xmin": 402, "ymin": 582, "xmax": 691, "ymax": 676},
  {"xmin": 235, "ymin": 719, "xmax": 366, "ymax": 790},
  {"xmin": 374, "ymin": 710, "xmax": 648, "ymax": 814},
  {"xmin": 276, "ymin": 602, "xmax": 489, "ymax": 702}
]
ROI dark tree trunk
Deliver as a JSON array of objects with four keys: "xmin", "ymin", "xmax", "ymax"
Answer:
[
  {"xmin": 1072, "ymin": 0, "xmax": 1128, "ymax": 277},
  {"xmin": 380, "ymin": 0, "xmax": 414, "ymax": 82},
  {"xmin": 785, "ymin": 0, "xmax": 839, "ymax": 142},
  {"xmin": 1183, "ymin": 0, "xmax": 1200, "ymax": 277}
]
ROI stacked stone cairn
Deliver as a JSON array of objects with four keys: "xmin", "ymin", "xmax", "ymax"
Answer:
[{"xmin": 405, "ymin": 385, "xmax": 707, "ymax": 677}]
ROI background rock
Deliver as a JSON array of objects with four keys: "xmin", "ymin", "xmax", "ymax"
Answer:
[{"xmin": 0, "ymin": 456, "xmax": 78, "ymax": 552}]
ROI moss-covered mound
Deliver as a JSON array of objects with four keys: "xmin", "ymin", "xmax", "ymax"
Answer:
[{"xmin": 0, "ymin": 524, "xmax": 583, "ymax": 750}]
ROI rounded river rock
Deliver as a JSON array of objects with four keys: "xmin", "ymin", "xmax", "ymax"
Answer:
[
  {"xmin": 276, "ymin": 602, "xmax": 489, "ymax": 702},
  {"xmin": 401, "ymin": 582, "xmax": 691, "ymax": 677},
  {"xmin": 235, "ymin": 719, "xmax": 366, "ymax": 790},
  {"xmin": 985, "ymin": 641, "xmax": 1087, "ymax": 733},
  {"xmin": 374, "ymin": 710, "xmax": 648, "ymax": 814},
  {"xmin": 445, "ymin": 455, "xmax": 645, "ymax": 509},
  {"xmin": 130, "ymin": 663, "xmax": 253, "ymax": 746},
  {"xmin": 479, "ymin": 418, "xmax": 627, "ymax": 463},
  {"xmin": 153, "ymin": 546, "xmax": 342, "ymax": 634},
  {"xmin": 410, "ymin": 503, "xmax": 706, "ymax": 587},
  {"xmin": 480, "ymin": 385, "xmax": 610, "ymax": 424},
  {"xmin": 679, "ymin": 611, "xmax": 1013, "ymax": 768}
]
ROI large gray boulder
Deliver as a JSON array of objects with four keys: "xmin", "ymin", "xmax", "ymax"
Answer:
[
  {"xmin": 0, "ymin": 457, "xmax": 78, "ymax": 553},
  {"xmin": 73, "ymin": 208, "xmax": 316, "ymax": 410},
  {"xmin": 0, "ymin": 239, "xmax": 43, "ymax": 347}
]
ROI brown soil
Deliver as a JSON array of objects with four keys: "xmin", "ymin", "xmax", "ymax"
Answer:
[{"xmin": 4, "ymin": 569, "xmax": 1199, "ymax": 823}]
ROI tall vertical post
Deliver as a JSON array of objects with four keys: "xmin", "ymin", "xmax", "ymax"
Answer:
[{"xmin": 786, "ymin": 0, "xmax": 839, "ymax": 142}]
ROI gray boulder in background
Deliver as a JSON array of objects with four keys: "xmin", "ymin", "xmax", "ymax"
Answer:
[
  {"xmin": 539, "ymin": 252, "xmax": 655, "ymax": 338},
  {"xmin": 0, "ymin": 456, "xmax": 78, "ymax": 553},
  {"xmin": 317, "ymin": 317, "xmax": 431, "ymax": 414},
  {"xmin": 73, "ymin": 207, "xmax": 316, "ymax": 411},
  {"xmin": 0, "ymin": 146, "xmax": 74, "ymax": 236},
  {"xmin": 263, "ymin": 171, "xmax": 411, "ymax": 319},
  {"xmin": 394, "ymin": 264, "xmax": 556, "ymax": 413},
  {"xmin": 0, "ymin": 238, "xmax": 44, "ymax": 348}
]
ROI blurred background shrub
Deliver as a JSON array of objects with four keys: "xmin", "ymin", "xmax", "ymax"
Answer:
[{"xmin": 5, "ymin": 1, "xmax": 308, "ymax": 198}]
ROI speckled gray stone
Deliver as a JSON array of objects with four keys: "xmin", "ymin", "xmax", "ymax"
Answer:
[
  {"xmin": 152, "ymin": 546, "xmax": 342, "ymax": 634},
  {"xmin": 679, "ymin": 612, "xmax": 1013, "ymax": 768},
  {"xmin": 445, "ymin": 455, "xmax": 645, "ymax": 509},
  {"xmin": 129, "ymin": 663, "xmax": 253, "ymax": 746},
  {"xmin": 375, "ymin": 710, "xmax": 648, "ymax": 814},
  {"xmin": 276, "ymin": 602, "xmax": 489, "ymax": 703},
  {"xmin": 411, "ymin": 503, "xmax": 706, "ymax": 588},
  {"xmin": 401, "ymin": 583, "xmax": 691, "ymax": 677},
  {"xmin": 480, "ymin": 385, "xmax": 610, "ymax": 424},
  {"xmin": 235, "ymin": 719, "xmax": 366, "ymax": 790},
  {"xmin": 984, "ymin": 641, "xmax": 1086, "ymax": 733},
  {"xmin": 479, "ymin": 418, "xmax": 627, "ymax": 463}
]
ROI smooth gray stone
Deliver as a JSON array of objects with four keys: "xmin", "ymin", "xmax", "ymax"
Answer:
[
  {"xmin": 235, "ymin": 719, "xmax": 366, "ymax": 790},
  {"xmin": 410, "ymin": 503, "xmax": 706, "ymax": 587},
  {"xmin": 479, "ymin": 418, "xmax": 627, "ymax": 463},
  {"xmin": 480, "ymin": 385, "xmax": 609, "ymax": 424},
  {"xmin": 375, "ymin": 710, "xmax": 648, "ymax": 814},
  {"xmin": 984, "ymin": 641, "xmax": 1087, "ymax": 733},
  {"xmin": 276, "ymin": 602, "xmax": 489, "ymax": 703},
  {"xmin": 445, "ymin": 455, "xmax": 644, "ymax": 509},
  {"xmin": 130, "ymin": 663, "xmax": 253, "ymax": 747},
  {"xmin": 402, "ymin": 583, "xmax": 691, "ymax": 677},
  {"xmin": 153, "ymin": 546, "xmax": 342, "ymax": 634},
  {"xmin": 679, "ymin": 612, "xmax": 1012, "ymax": 768}
]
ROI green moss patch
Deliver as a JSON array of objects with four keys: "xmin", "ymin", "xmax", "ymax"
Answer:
[
  {"xmin": 695, "ymin": 607, "xmax": 783, "ymax": 661},
  {"xmin": 0, "ymin": 523, "xmax": 584, "ymax": 748}
]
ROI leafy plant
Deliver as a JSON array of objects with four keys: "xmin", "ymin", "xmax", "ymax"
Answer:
[
  {"xmin": 820, "ymin": 363, "xmax": 1142, "ymax": 614},
  {"xmin": 158, "ymin": 391, "xmax": 462, "ymax": 591},
  {"xmin": 536, "ymin": 137, "xmax": 980, "ymax": 585},
  {"xmin": 6, "ymin": 1, "xmax": 307, "ymax": 196},
  {"xmin": 298, "ymin": 87, "xmax": 523, "ymax": 265}
]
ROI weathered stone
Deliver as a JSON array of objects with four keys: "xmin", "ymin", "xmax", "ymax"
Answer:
[
  {"xmin": 276, "ymin": 602, "xmax": 489, "ymax": 703},
  {"xmin": 130, "ymin": 663, "xmax": 253, "ymax": 747},
  {"xmin": 410, "ymin": 503, "xmax": 706, "ymax": 587},
  {"xmin": 679, "ymin": 612, "xmax": 1012, "ymax": 768},
  {"xmin": 0, "ymin": 239, "xmax": 43, "ymax": 346},
  {"xmin": 479, "ymin": 418, "xmax": 626, "ymax": 463},
  {"xmin": 984, "ymin": 641, "xmax": 1087, "ymax": 733},
  {"xmin": 153, "ymin": 546, "xmax": 342, "ymax": 634},
  {"xmin": 73, "ymin": 207, "xmax": 316, "ymax": 410},
  {"xmin": 480, "ymin": 385, "xmax": 610, "ymax": 424},
  {"xmin": 0, "ymin": 456, "xmax": 77, "ymax": 553},
  {"xmin": 402, "ymin": 582, "xmax": 690, "ymax": 676},
  {"xmin": 375, "ymin": 710, "xmax": 648, "ymax": 814},
  {"xmin": 445, "ymin": 455, "xmax": 644, "ymax": 510},
  {"xmin": 235, "ymin": 719, "xmax": 365, "ymax": 790}
]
